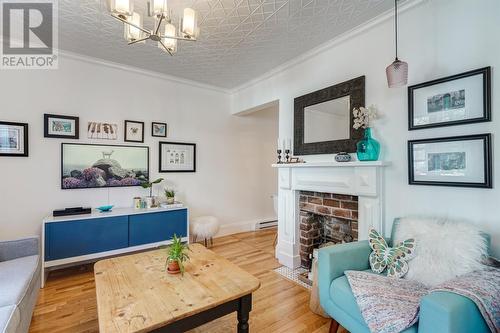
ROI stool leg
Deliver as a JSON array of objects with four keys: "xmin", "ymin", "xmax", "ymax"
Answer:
[{"xmin": 204, "ymin": 238, "xmax": 208, "ymax": 247}]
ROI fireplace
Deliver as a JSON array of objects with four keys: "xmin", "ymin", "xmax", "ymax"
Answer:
[
  {"xmin": 272, "ymin": 161, "xmax": 388, "ymax": 269},
  {"xmin": 299, "ymin": 192, "xmax": 358, "ymax": 268}
]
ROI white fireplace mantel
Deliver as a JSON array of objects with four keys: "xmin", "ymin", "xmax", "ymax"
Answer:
[{"xmin": 272, "ymin": 161, "xmax": 389, "ymax": 268}]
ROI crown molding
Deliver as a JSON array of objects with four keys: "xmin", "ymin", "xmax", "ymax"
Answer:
[
  {"xmin": 230, "ymin": 0, "xmax": 426, "ymax": 95},
  {"xmin": 58, "ymin": 50, "xmax": 231, "ymax": 94}
]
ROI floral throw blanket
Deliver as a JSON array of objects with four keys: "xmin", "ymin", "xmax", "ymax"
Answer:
[{"xmin": 345, "ymin": 267, "xmax": 500, "ymax": 333}]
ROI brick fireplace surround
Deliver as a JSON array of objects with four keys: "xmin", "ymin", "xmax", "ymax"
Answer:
[{"xmin": 299, "ymin": 191, "xmax": 359, "ymax": 268}]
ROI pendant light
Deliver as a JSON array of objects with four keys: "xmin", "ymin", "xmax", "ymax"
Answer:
[{"xmin": 386, "ymin": 0, "xmax": 408, "ymax": 88}]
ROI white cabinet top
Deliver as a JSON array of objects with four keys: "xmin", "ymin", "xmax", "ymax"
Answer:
[{"xmin": 43, "ymin": 206, "xmax": 187, "ymax": 224}]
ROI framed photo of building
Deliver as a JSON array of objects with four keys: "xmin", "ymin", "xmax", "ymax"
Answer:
[
  {"xmin": 408, "ymin": 67, "xmax": 491, "ymax": 130},
  {"xmin": 159, "ymin": 142, "xmax": 196, "ymax": 172},
  {"xmin": 44, "ymin": 114, "xmax": 79, "ymax": 139},
  {"xmin": 152, "ymin": 122, "xmax": 167, "ymax": 137},
  {"xmin": 408, "ymin": 134, "xmax": 491, "ymax": 188},
  {"xmin": 0, "ymin": 121, "xmax": 28, "ymax": 157},
  {"xmin": 124, "ymin": 120, "xmax": 145, "ymax": 143}
]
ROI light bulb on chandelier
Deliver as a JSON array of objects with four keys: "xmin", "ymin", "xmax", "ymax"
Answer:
[{"xmin": 107, "ymin": 0, "xmax": 199, "ymax": 56}]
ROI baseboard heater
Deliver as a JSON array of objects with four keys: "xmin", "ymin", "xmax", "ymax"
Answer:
[{"xmin": 255, "ymin": 219, "xmax": 278, "ymax": 230}]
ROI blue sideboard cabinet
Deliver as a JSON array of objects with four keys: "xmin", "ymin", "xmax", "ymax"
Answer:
[{"xmin": 42, "ymin": 207, "xmax": 188, "ymax": 287}]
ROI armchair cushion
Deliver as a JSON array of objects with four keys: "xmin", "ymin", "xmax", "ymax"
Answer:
[
  {"xmin": 0, "ymin": 255, "xmax": 39, "ymax": 307},
  {"xmin": 0, "ymin": 237, "xmax": 39, "ymax": 262}
]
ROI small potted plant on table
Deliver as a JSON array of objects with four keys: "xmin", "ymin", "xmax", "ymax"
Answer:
[
  {"xmin": 164, "ymin": 188, "xmax": 176, "ymax": 204},
  {"xmin": 166, "ymin": 234, "xmax": 190, "ymax": 275}
]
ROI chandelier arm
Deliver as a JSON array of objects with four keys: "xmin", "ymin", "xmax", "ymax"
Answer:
[
  {"xmin": 159, "ymin": 40, "xmax": 173, "ymax": 56},
  {"xmin": 110, "ymin": 14, "xmax": 151, "ymax": 35},
  {"xmin": 158, "ymin": 34, "xmax": 197, "ymax": 42},
  {"xmin": 128, "ymin": 36, "xmax": 150, "ymax": 45},
  {"xmin": 154, "ymin": 14, "xmax": 165, "ymax": 35}
]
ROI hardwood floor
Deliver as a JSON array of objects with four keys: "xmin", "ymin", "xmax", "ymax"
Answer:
[{"xmin": 30, "ymin": 229, "xmax": 347, "ymax": 333}]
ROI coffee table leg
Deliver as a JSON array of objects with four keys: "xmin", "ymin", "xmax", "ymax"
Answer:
[{"xmin": 237, "ymin": 294, "xmax": 252, "ymax": 333}]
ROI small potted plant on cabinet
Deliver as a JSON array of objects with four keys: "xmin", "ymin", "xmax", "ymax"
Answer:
[
  {"xmin": 164, "ymin": 188, "xmax": 176, "ymax": 204},
  {"xmin": 141, "ymin": 178, "xmax": 164, "ymax": 208},
  {"xmin": 166, "ymin": 234, "xmax": 190, "ymax": 275}
]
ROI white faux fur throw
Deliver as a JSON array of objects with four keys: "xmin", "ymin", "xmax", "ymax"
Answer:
[{"xmin": 393, "ymin": 217, "xmax": 488, "ymax": 286}]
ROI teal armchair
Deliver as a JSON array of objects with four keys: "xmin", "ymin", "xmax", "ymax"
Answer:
[{"xmin": 318, "ymin": 222, "xmax": 490, "ymax": 333}]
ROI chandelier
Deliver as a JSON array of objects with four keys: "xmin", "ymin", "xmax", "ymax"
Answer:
[{"xmin": 107, "ymin": 0, "xmax": 199, "ymax": 55}]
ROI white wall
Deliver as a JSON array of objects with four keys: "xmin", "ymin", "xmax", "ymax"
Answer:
[
  {"xmin": 232, "ymin": 0, "xmax": 500, "ymax": 257},
  {"xmin": 0, "ymin": 55, "xmax": 277, "ymax": 240}
]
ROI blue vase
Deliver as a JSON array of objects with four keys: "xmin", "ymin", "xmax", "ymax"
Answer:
[{"xmin": 356, "ymin": 128, "xmax": 380, "ymax": 161}]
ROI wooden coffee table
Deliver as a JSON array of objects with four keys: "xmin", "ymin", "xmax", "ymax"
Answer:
[{"xmin": 94, "ymin": 243, "xmax": 260, "ymax": 333}]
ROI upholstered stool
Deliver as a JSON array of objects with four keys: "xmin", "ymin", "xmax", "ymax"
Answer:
[{"xmin": 190, "ymin": 216, "xmax": 220, "ymax": 248}]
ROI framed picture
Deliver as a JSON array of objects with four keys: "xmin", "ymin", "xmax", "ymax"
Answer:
[
  {"xmin": 408, "ymin": 67, "xmax": 491, "ymax": 130},
  {"xmin": 408, "ymin": 134, "xmax": 492, "ymax": 188},
  {"xmin": 0, "ymin": 121, "xmax": 28, "ymax": 157},
  {"xmin": 152, "ymin": 122, "xmax": 167, "ymax": 137},
  {"xmin": 44, "ymin": 114, "xmax": 79, "ymax": 139},
  {"xmin": 159, "ymin": 142, "xmax": 196, "ymax": 172},
  {"xmin": 61, "ymin": 143, "xmax": 149, "ymax": 189},
  {"xmin": 88, "ymin": 122, "xmax": 118, "ymax": 140},
  {"xmin": 124, "ymin": 120, "xmax": 145, "ymax": 143}
]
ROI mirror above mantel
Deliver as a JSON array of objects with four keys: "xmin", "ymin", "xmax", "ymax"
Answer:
[{"xmin": 294, "ymin": 76, "xmax": 365, "ymax": 155}]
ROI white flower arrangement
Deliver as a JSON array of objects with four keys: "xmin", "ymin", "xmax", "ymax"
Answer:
[{"xmin": 353, "ymin": 105, "xmax": 379, "ymax": 130}]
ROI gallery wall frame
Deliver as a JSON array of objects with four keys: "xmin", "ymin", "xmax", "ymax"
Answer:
[
  {"xmin": 159, "ymin": 141, "xmax": 196, "ymax": 173},
  {"xmin": 44, "ymin": 114, "xmax": 80, "ymax": 139},
  {"xmin": 152, "ymin": 122, "xmax": 167, "ymax": 137},
  {"xmin": 408, "ymin": 133, "xmax": 492, "ymax": 188},
  {"xmin": 0, "ymin": 121, "xmax": 28, "ymax": 157},
  {"xmin": 61, "ymin": 143, "xmax": 150, "ymax": 190},
  {"xmin": 408, "ymin": 67, "xmax": 491, "ymax": 130},
  {"xmin": 124, "ymin": 120, "xmax": 145, "ymax": 143}
]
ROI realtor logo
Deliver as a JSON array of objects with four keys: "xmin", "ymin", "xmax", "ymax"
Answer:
[{"xmin": 1, "ymin": 0, "xmax": 58, "ymax": 69}]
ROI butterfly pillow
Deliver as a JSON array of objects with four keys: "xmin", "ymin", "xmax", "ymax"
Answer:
[{"xmin": 368, "ymin": 228, "xmax": 416, "ymax": 278}]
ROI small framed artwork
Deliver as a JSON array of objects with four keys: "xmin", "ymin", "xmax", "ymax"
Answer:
[
  {"xmin": 408, "ymin": 134, "xmax": 492, "ymax": 188},
  {"xmin": 124, "ymin": 120, "xmax": 145, "ymax": 143},
  {"xmin": 44, "ymin": 114, "xmax": 79, "ymax": 139},
  {"xmin": 88, "ymin": 122, "xmax": 118, "ymax": 140},
  {"xmin": 408, "ymin": 67, "xmax": 491, "ymax": 130},
  {"xmin": 159, "ymin": 141, "xmax": 196, "ymax": 172},
  {"xmin": 0, "ymin": 121, "xmax": 28, "ymax": 157},
  {"xmin": 152, "ymin": 122, "xmax": 167, "ymax": 137}
]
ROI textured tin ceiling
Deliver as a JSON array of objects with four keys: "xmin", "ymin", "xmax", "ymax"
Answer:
[{"xmin": 59, "ymin": 0, "xmax": 395, "ymax": 89}]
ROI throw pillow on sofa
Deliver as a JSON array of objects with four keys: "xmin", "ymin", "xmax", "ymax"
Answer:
[{"xmin": 368, "ymin": 228, "xmax": 416, "ymax": 278}]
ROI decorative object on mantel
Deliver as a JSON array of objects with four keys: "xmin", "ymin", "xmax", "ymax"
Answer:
[
  {"xmin": 87, "ymin": 122, "xmax": 118, "ymax": 140},
  {"xmin": 408, "ymin": 67, "xmax": 491, "ymax": 130},
  {"xmin": 0, "ymin": 121, "xmax": 28, "ymax": 157},
  {"xmin": 408, "ymin": 134, "xmax": 492, "ymax": 188},
  {"xmin": 44, "ymin": 114, "xmax": 79, "ymax": 139},
  {"xmin": 124, "ymin": 120, "xmax": 145, "ymax": 143},
  {"xmin": 353, "ymin": 105, "xmax": 380, "ymax": 161},
  {"xmin": 287, "ymin": 157, "xmax": 304, "ymax": 163},
  {"xmin": 276, "ymin": 138, "xmax": 283, "ymax": 163},
  {"xmin": 334, "ymin": 152, "xmax": 351, "ymax": 162},
  {"xmin": 386, "ymin": 0, "xmax": 408, "ymax": 88},
  {"xmin": 107, "ymin": 0, "xmax": 199, "ymax": 56},
  {"xmin": 61, "ymin": 143, "xmax": 149, "ymax": 189}
]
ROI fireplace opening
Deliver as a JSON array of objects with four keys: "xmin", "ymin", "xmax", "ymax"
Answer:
[{"xmin": 299, "ymin": 191, "xmax": 359, "ymax": 269}]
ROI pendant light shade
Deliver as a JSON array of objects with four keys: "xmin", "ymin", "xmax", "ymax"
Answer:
[
  {"xmin": 386, "ymin": 58, "xmax": 408, "ymax": 88},
  {"xmin": 386, "ymin": 0, "xmax": 408, "ymax": 88}
]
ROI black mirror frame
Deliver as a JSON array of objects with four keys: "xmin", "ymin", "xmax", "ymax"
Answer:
[{"xmin": 294, "ymin": 76, "xmax": 365, "ymax": 155}]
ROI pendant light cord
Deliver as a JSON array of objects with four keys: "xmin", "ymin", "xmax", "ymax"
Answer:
[{"xmin": 394, "ymin": 0, "xmax": 398, "ymax": 60}]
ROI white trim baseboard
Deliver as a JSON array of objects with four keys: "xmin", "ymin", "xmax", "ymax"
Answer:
[{"xmin": 216, "ymin": 217, "xmax": 277, "ymax": 237}]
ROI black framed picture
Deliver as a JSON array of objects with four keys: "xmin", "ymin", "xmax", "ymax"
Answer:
[
  {"xmin": 408, "ymin": 67, "xmax": 491, "ymax": 130},
  {"xmin": 159, "ymin": 142, "xmax": 196, "ymax": 172},
  {"xmin": 44, "ymin": 114, "xmax": 79, "ymax": 139},
  {"xmin": 124, "ymin": 120, "xmax": 145, "ymax": 143},
  {"xmin": 61, "ymin": 143, "xmax": 149, "ymax": 189},
  {"xmin": 152, "ymin": 122, "xmax": 167, "ymax": 137},
  {"xmin": 408, "ymin": 134, "xmax": 492, "ymax": 188},
  {"xmin": 0, "ymin": 121, "xmax": 28, "ymax": 157}
]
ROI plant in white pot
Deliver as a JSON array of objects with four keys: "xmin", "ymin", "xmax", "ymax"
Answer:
[
  {"xmin": 164, "ymin": 188, "xmax": 176, "ymax": 204},
  {"xmin": 141, "ymin": 178, "xmax": 164, "ymax": 208}
]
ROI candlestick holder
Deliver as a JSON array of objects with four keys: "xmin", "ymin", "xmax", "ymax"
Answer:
[
  {"xmin": 277, "ymin": 149, "xmax": 282, "ymax": 164},
  {"xmin": 285, "ymin": 149, "xmax": 290, "ymax": 163}
]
